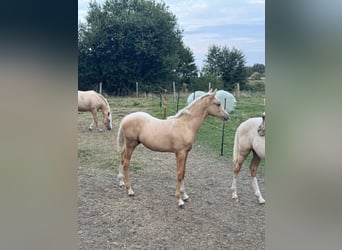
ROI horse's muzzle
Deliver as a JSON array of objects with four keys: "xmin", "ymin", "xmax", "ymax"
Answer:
[{"xmin": 107, "ymin": 127, "xmax": 112, "ymax": 131}]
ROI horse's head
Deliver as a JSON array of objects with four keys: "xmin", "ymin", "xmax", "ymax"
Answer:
[
  {"xmin": 103, "ymin": 111, "xmax": 112, "ymax": 131},
  {"xmin": 206, "ymin": 89, "xmax": 229, "ymax": 121}
]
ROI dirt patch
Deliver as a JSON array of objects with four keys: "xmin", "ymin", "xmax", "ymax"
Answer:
[{"xmin": 78, "ymin": 135, "xmax": 265, "ymax": 249}]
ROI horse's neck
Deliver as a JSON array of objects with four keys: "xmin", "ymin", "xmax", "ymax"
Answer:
[
  {"xmin": 183, "ymin": 102, "xmax": 208, "ymax": 133},
  {"xmin": 97, "ymin": 95, "xmax": 109, "ymax": 114},
  {"xmin": 99, "ymin": 103, "xmax": 109, "ymax": 114}
]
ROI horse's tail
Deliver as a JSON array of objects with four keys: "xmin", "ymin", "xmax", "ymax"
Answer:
[
  {"xmin": 232, "ymin": 127, "xmax": 239, "ymax": 164},
  {"xmin": 117, "ymin": 124, "xmax": 125, "ymax": 153}
]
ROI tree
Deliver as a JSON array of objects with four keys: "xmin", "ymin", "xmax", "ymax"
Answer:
[
  {"xmin": 250, "ymin": 72, "xmax": 262, "ymax": 80},
  {"xmin": 247, "ymin": 63, "xmax": 265, "ymax": 77},
  {"xmin": 202, "ymin": 45, "xmax": 248, "ymax": 91},
  {"xmin": 174, "ymin": 46, "xmax": 198, "ymax": 89},
  {"xmin": 78, "ymin": 0, "xmax": 197, "ymax": 95}
]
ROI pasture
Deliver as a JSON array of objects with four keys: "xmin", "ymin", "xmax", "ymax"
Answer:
[{"xmin": 78, "ymin": 93, "xmax": 265, "ymax": 249}]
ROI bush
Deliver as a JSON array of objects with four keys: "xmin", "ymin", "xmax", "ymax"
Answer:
[{"xmin": 250, "ymin": 72, "xmax": 262, "ymax": 80}]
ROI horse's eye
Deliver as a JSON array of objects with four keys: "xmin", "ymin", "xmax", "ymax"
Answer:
[{"xmin": 217, "ymin": 103, "xmax": 221, "ymax": 106}]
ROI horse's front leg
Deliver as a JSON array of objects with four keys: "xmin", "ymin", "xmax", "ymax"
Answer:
[
  {"xmin": 231, "ymin": 153, "xmax": 246, "ymax": 201},
  {"xmin": 90, "ymin": 110, "xmax": 102, "ymax": 132},
  {"xmin": 180, "ymin": 180, "xmax": 189, "ymax": 201},
  {"xmin": 175, "ymin": 151, "xmax": 188, "ymax": 208}
]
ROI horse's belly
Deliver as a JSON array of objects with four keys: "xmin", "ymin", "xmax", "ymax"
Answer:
[
  {"xmin": 141, "ymin": 136, "xmax": 176, "ymax": 152},
  {"xmin": 78, "ymin": 106, "xmax": 89, "ymax": 112},
  {"xmin": 140, "ymin": 131, "xmax": 190, "ymax": 153}
]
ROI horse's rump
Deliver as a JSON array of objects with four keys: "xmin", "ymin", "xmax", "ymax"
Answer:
[{"xmin": 233, "ymin": 117, "xmax": 265, "ymax": 160}]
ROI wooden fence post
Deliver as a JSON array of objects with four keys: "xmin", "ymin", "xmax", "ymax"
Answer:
[
  {"xmin": 136, "ymin": 82, "xmax": 139, "ymax": 97},
  {"xmin": 236, "ymin": 83, "xmax": 240, "ymax": 99}
]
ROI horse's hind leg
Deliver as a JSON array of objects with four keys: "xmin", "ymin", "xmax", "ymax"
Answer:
[
  {"xmin": 249, "ymin": 152, "xmax": 265, "ymax": 204},
  {"xmin": 117, "ymin": 154, "xmax": 126, "ymax": 188},
  {"xmin": 231, "ymin": 153, "xmax": 247, "ymax": 201},
  {"xmin": 119, "ymin": 141, "xmax": 138, "ymax": 196}
]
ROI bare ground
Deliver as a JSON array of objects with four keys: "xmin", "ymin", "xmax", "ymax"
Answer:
[
  {"xmin": 78, "ymin": 139, "xmax": 265, "ymax": 249},
  {"xmin": 78, "ymin": 120, "xmax": 265, "ymax": 249}
]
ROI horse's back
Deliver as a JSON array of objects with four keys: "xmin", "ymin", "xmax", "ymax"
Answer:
[
  {"xmin": 120, "ymin": 112, "xmax": 162, "ymax": 131},
  {"xmin": 78, "ymin": 90, "xmax": 98, "ymax": 111}
]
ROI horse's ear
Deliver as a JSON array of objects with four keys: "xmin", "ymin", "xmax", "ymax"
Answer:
[{"xmin": 211, "ymin": 89, "xmax": 217, "ymax": 96}]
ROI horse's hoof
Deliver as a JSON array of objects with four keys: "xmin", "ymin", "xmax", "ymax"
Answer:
[
  {"xmin": 178, "ymin": 204, "xmax": 185, "ymax": 209},
  {"xmin": 182, "ymin": 194, "xmax": 190, "ymax": 201},
  {"xmin": 118, "ymin": 181, "xmax": 125, "ymax": 188},
  {"xmin": 259, "ymin": 199, "xmax": 266, "ymax": 204},
  {"xmin": 128, "ymin": 189, "xmax": 135, "ymax": 196},
  {"xmin": 88, "ymin": 128, "xmax": 92, "ymax": 131},
  {"xmin": 232, "ymin": 198, "xmax": 239, "ymax": 203}
]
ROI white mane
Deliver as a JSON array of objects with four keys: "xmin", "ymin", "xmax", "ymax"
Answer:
[{"xmin": 98, "ymin": 93, "xmax": 111, "ymax": 112}]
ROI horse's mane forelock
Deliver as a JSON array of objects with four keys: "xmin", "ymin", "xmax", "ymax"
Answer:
[{"xmin": 167, "ymin": 93, "xmax": 211, "ymax": 119}]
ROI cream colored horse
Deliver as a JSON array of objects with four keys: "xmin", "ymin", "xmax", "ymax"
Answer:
[
  {"xmin": 231, "ymin": 112, "xmax": 265, "ymax": 204},
  {"xmin": 117, "ymin": 89, "xmax": 229, "ymax": 208},
  {"xmin": 78, "ymin": 90, "xmax": 112, "ymax": 131}
]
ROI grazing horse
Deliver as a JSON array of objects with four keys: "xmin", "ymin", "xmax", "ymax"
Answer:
[
  {"xmin": 78, "ymin": 90, "xmax": 112, "ymax": 131},
  {"xmin": 231, "ymin": 112, "xmax": 265, "ymax": 204},
  {"xmin": 117, "ymin": 89, "xmax": 229, "ymax": 208}
]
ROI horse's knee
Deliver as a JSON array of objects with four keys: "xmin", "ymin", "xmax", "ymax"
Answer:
[
  {"xmin": 122, "ymin": 157, "xmax": 131, "ymax": 168},
  {"xmin": 177, "ymin": 171, "xmax": 185, "ymax": 182}
]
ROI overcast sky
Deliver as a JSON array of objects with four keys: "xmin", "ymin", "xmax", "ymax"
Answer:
[{"xmin": 78, "ymin": 0, "xmax": 264, "ymax": 70}]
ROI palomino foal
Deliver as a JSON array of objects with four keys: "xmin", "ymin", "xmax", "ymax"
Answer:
[
  {"xmin": 231, "ymin": 113, "xmax": 265, "ymax": 204},
  {"xmin": 117, "ymin": 89, "xmax": 229, "ymax": 208}
]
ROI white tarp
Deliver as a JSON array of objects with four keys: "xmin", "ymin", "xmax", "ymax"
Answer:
[
  {"xmin": 215, "ymin": 90, "xmax": 236, "ymax": 112},
  {"xmin": 187, "ymin": 90, "xmax": 236, "ymax": 112},
  {"xmin": 186, "ymin": 91, "xmax": 206, "ymax": 105}
]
